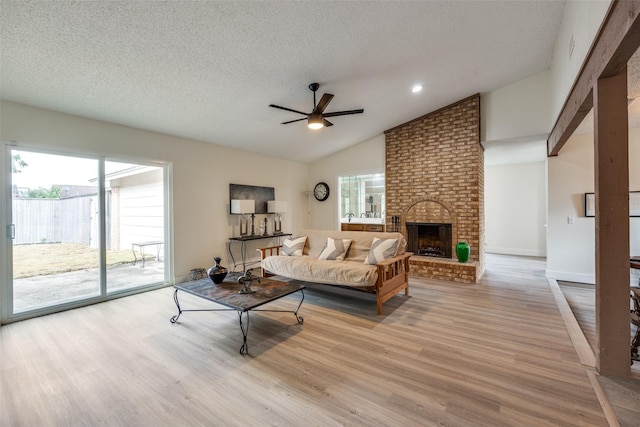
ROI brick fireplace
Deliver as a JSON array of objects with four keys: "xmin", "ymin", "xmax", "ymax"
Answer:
[{"xmin": 384, "ymin": 94, "xmax": 485, "ymax": 284}]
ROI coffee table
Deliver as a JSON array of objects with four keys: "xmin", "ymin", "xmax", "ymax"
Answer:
[{"xmin": 170, "ymin": 272, "xmax": 304, "ymax": 354}]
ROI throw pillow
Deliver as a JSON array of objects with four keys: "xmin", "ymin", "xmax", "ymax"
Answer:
[
  {"xmin": 281, "ymin": 236, "xmax": 307, "ymax": 256},
  {"xmin": 365, "ymin": 238, "xmax": 399, "ymax": 265},
  {"xmin": 318, "ymin": 237, "xmax": 352, "ymax": 261}
]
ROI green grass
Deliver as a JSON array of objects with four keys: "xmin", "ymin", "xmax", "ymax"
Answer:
[{"xmin": 13, "ymin": 243, "xmax": 152, "ymax": 279}]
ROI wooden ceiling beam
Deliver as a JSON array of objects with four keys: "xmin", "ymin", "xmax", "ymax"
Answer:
[{"xmin": 547, "ymin": 0, "xmax": 640, "ymax": 157}]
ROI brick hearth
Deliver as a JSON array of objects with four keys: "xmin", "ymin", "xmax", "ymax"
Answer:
[{"xmin": 384, "ymin": 94, "xmax": 485, "ymax": 284}]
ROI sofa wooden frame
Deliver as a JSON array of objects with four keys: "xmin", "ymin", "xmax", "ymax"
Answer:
[{"xmin": 258, "ymin": 245, "xmax": 412, "ymax": 315}]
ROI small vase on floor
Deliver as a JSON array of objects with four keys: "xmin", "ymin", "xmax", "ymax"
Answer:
[
  {"xmin": 455, "ymin": 241, "xmax": 470, "ymax": 263},
  {"xmin": 208, "ymin": 257, "xmax": 228, "ymax": 284}
]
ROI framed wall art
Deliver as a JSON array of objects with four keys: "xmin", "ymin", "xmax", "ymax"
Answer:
[
  {"xmin": 229, "ymin": 184, "xmax": 275, "ymax": 214},
  {"xmin": 631, "ymin": 191, "xmax": 640, "ymax": 217},
  {"xmin": 584, "ymin": 193, "xmax": 595, "ymax": 217},
  {"xmin": 584, "ymin": 191, "xmax": 640, "ymax": 217}
]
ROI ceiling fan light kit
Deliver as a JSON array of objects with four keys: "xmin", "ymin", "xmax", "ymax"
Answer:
[
  {"xmin": 308, "ymin": 112, "xmax": 324, "ymax": 129},
  {"xmin": 270, "ymin": 83, "xmax": 364, "ymax": 130}
]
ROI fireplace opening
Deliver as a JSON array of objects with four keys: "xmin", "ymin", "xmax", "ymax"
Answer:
[{"xmin": 406, "ymin": 222, "xmax": 452, "ymax": 258}]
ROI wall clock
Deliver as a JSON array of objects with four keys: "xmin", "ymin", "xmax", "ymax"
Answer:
[{"xmin": 313, "ymin": 182, "xmax": 330, "ymax": 201}]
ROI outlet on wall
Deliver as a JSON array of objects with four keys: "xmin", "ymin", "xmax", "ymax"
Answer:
[{"xmin": 567, "ymin": 216, "xmax": 576, "ymax": 224}]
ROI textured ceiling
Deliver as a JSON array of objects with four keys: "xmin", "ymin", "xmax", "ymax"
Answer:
[{"xmin": 1, "ymin": 1, "xmax": 566, "ymax": 163}]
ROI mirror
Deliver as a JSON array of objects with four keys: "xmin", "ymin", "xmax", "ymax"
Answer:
[{"xmin": 339, "ymin": 173, "xmax": 385, "ymax": 220}]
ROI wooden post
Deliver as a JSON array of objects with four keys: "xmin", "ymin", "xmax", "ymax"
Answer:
[{"xmin": 593, "ymin": 67, "xmax": 630, "ymax": 377}]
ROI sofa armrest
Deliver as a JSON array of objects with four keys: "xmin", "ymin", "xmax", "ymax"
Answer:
[
  {"xmin": 375, "ymin": 251, "xmax": 413, "ymax": 268},
  {"xmin": 257, "ymin": 245, "xmax": 281, "ymax": 259},
  {"xmin": 374, "ymin": 252, "xmax": 413, "ymax": 315},
  {"xmin": 257, "ymin": 246, "xmax": 281, "ymax": 278}
]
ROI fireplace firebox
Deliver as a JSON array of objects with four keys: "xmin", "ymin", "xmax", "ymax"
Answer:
[{"xmin": 406, "ymin": 222, "xmax": 452, "ymax": 258}]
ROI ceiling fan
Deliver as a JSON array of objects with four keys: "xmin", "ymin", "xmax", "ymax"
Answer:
[{"xmin": 269, "ymin": 83, "xmax": 364, "ymax": 129}]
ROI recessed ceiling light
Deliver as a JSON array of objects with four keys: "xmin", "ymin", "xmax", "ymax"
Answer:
[{"xmin": 412, "ymin": 84, "xmax": 423, "ymax": 93}]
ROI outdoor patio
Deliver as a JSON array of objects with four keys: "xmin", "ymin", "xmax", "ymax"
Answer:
[{"xmin": 13, "ymin": 260, "xmax": 165, "ymax": 312}]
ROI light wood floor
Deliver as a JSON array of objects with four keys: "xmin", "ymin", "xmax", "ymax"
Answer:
[
  {"xmin": 558, "ymin": 281, "xmax": 640, "ymax": 375},
  {"xmin": 0, "ymin": 255, "xmax": 614, "ymax": 426},
  {"xmin": 558, "ymin": 280, "xmax": 640, "ymax": 426}
]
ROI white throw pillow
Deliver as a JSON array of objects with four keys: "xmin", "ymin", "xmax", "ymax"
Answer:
[
  {"xmin": 281, "ymin": 236, "xmax": 307, "ymax": 256},
  {"xmin": 365, "ymin": 238, "xmax": 399, "ymax": 265},
  {"xmin": 318, "ymin": 237, "xmax": 352, "ymax": 261}
]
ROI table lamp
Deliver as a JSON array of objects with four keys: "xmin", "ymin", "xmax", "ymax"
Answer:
[
  {"xmin": 231, "ymin": 199, "xmax": 256, "ymax": 236},
  {"xmin": 268, "ymin": 200, "xmax": 287, "ymax": 234}
]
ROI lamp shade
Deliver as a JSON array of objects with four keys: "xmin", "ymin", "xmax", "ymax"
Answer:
[
  {"xmin": 267, "ymin": 200, "xmax": 288, "ymax": 213},
  {"xmin": 231, "ymin": 199, "xmax": 255, "ymax": 214}
]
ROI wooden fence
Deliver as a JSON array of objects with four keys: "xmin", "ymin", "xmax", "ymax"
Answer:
[{"xmin": 12, "ymin": 194, "xmax": 105, "ymax": 246}]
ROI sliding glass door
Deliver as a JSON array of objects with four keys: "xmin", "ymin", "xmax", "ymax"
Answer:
[{"xmin": 7, "ymin": 147, "xmax": 167, "ymax": 319}]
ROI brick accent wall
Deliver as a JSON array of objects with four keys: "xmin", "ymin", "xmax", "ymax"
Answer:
[{"xmin": 384, "ymin": 94, "xmax": 485, "ymax": 283}]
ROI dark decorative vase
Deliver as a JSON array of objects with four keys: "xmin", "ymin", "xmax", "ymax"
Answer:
[
  {"xmin": 208, "ymin": 257, "xmax": 228, "ymax": 284},
  {"xmin": 455, "ymin": 241, "xmax": 470, "ymax": 263}
]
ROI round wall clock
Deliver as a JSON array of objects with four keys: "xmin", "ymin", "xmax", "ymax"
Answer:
[{"xmin": 313, "ymin": 182, "xmax": 330, "ymax": 201}]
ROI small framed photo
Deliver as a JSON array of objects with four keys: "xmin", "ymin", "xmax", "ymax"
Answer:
[
  {"xmin": 631, "ymin": 191, "xmax": 640, "ymax": 217},
  {"xmin": 584, "ymin": 193, "xmax": 595, "ymax": 217}
]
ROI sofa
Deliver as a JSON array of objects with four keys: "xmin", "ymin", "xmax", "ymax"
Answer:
[{"xmin": 258, "ymin": 229, "xmax": 412, "ymax": 314}]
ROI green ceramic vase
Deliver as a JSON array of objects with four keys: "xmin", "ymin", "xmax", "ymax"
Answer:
[{"xmin": 455, "ymin": 241, "xmax": 470, "ymax": 263}]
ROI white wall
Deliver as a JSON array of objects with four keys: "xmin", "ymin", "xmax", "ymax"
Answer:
[
  {"xmin": 547, "ymin": 129, "xmax": 640, "ymax": 284},
  {"xmin": 308, "ymin": 134, "xmax": 385, "ymax": 230},
  {"xmin": 0, "ymin": 101, "xmax": 309, "ymax": 288},
  {"xmin": 485, "ymin": 161, "xmax": 547, "ymax": 257},
  {"xmin": 549, "ymin": 0, "xmax": 611, "ymax": 121},
  {"xmin": 478, "ymin": 0, "xmax": 610, "ymax": 263},
  {"xmin": 481, "ymin": 1, "xmax": 610, "ymax": 145},
  {"xmin": 482, "ymin": 70, "xmax": 553, "ymax": 143}
]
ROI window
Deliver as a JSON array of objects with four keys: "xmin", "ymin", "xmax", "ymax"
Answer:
[{"xmin": 339, "ymin": 173, "xmax": 385, "ymax": 220}]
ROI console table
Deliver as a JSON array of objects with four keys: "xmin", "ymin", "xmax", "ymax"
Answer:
[{"xmin": 228, "ymin": 233, "xmax": 291, "ymax": 272}]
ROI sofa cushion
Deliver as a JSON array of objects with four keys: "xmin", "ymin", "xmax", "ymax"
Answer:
[
  {"xmin": 318, "ymin": 237, "xmax": 352, "ymax": 261},
  {"xmin": 299, "ymin": 229, "xmax": 407, "ymax": 263},
  {"xmin": 365, "ymin": 237, "xmax": 399, "ymax": 265},
  {"xmin": 261, "ymin": 255, "xmax": 378, "ymax": 288},
  {"xmin": 281, "ymin": 236, "xmax": 307, "ymax": 256}
]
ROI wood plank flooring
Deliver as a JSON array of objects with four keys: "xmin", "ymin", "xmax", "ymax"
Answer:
[
  {"xmin": 558, "ymin": 280, "xmax": 640, "ymax": 426},
  {"xmin": 0, "ymin": 255, "xmax": 613, "ymax": 426},
  {"xmin": 558, "ymin": 280, "xmax": 640, "ymax": 376}
]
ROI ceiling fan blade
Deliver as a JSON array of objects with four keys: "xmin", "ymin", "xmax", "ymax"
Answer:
[
  {"xmin": 323, "ymin": 119, "xmax": 334, "ymax": 127},
  {"xmin": 315, "ymin": 93, "xmax": 334, "ymax": 114},
  {"xmin": 269, "ymin": 104, "xmax": 309, "ymax": 116},
  {"xmin": 323, "ymin": 109, "xmax": 364, "ymax": 118},
  {"xmin": 281, "ymin": 117, "xmax": 308, "ymax": 125}
]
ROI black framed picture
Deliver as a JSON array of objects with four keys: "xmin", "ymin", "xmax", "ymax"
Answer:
[
  {"xmin": 631, "ymin": 191, "xmax": 640, "ymax": 217},
  {"xmin": 584, "ymin": 191, "xmax": 640, "ymax": 217},
  {"xmin": 229, "ymin": 184, "xmax": 275, "ymax": 214},
  {"xmin": 584, "ymin": 193, "xmax": 595, "ymax": 217}
]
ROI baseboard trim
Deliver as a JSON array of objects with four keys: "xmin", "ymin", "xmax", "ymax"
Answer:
[
  {"xmin": 545, "ymin": 270, "xmax": 595, "ymax": 285},
  {"xmin": 587, "ymin": 370, "xmax": 621, "ymax": 427},
  {"xmin": 547, "ymin": 277, "xmax": 596, "ymax": 368},
  {"xmin": 485, "ymin": 247, "xmax": 546, "ymax": 257}
]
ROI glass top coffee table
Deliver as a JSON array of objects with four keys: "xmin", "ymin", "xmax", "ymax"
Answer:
[{"xmin": 170, "ymin": 272, "xmax": 304, "ymax": 354}]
